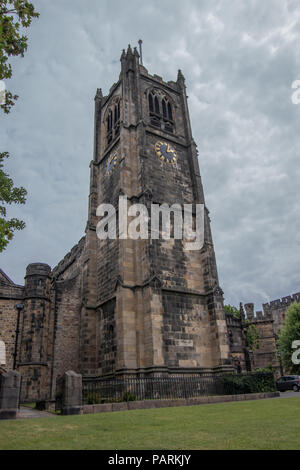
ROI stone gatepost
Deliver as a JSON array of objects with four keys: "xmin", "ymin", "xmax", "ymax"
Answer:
[
  {"xmin": 0, "ymin": 370, "xmax": 21, "ymax": 420},
  {"xmin": 62, "ymin": 371, "xmax": 82, "ymax": 415}
]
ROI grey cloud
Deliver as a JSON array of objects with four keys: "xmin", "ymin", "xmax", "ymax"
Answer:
[{"xmin": 1, "ymin": 0, "xmax": 300, "ymax": 312}]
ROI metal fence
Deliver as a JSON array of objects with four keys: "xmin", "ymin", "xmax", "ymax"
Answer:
[{"xmin": 82, "ymin": 372, "xmax": 275, "ymax": 404}]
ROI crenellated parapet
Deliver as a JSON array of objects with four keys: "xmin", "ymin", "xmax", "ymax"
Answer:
[
  {"xmin": 138, "ymin": 65, "xmax": 179, "ymax": 92},
  {"xmin": 243, "ymin": 302, "xmax": 273, "ymax": 323},
  {"xmin": 226, "ymin": 290, "xmax": 300, "ymax": 375},
  {"xmin": 262, "ymin": 292, "xmax": 300, "ymax": 314},
  {"xmin": 225, "ymin": 313, "xmax": 242, "ymax": 328},
  {"xmin": 239, "ymin": 291, "xmax": 300, "ymax": 331},
  {"xmin": 52, "ymin": 236, "xmax": 86, "ymax": 280}
]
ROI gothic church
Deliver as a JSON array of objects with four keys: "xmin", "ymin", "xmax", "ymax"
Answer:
[{"xmin": 0, "ymin": 45, "xmax": 234, "ymax": 402}]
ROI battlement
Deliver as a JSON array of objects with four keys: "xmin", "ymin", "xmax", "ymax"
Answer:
[
  {"xmin": 99, "ymin": 45, "xmax": 182, "ymax": 109},
  {"xmin": 263, "ymin": 292, "xmax": 300, "ymax": 312},
  {"xmin": 139, "ymin": 65, "xmax": 179, "ymax": 90},
  {"xmin": 225, "ymin": 313, "xmax": 242, "ymax": 327},
  {"xmin": 52, "ymin": 236, "xmax": 86, "ymax": 279},
  {"xmin": 242, "ymin": 303, "xmax": 272, "ymax": 322},
  {"xmin": 241, "ymin": 291, "xmax": 300, "ymax": 323}
]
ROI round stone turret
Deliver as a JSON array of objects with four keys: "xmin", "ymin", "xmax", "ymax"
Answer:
[
  {"xmin": 25, "ymin": 263, "xmax": 51, "ymax": 298},
  {"xmin": 25, "ymin": 263, "xmax": 51, "ymax": 277}
]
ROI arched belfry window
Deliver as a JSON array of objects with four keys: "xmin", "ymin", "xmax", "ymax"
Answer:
[
  {"xmin": 107, "ymin": 109, "xmax": 113, "ymax": 145},
  {"xmin": 162, "ymin": 99, "xmax": 167, "ymax": 118},
  {"xmin": 114, "ymin": 100, "xmax": 120, "ymax": 137},
  {"xmin": 148, "ymin": 90, "xmax": 174, "ymax": 133},
  {"xmin": 106, "ymin": 98, "xmax": 121, "ymax": 146},
  {"xmin": 149, "ymin": 93, "xmax": 154, "ymax": 113},
  {"xmin": 167, "ymin": 102, "xmax": 172, "ymax": 120},
  {"xmin": 154, "ymin": 96, "xmax": 160, "ymax": 114}
]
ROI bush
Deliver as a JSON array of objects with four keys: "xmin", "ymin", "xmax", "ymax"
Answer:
[
  {"xmin": 254, "ymin": 364, "xmax": 274, "ymax": 373},
  {"xmin": 121, "ymin": 391, "xmax": 137, "ymax": 402},
  {"xmin": 220, "ymin": 372, "xmax": 275, "ymax": 395},
  {"xmin": 85, "ymin": 392, "xmax": 102, "ymax": 404}
]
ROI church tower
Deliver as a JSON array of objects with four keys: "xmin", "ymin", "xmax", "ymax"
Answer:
[
  {"xmin": 0, "ymin": 44, "xmax": 233, "ymax": 402},
  {"xmin": 81, "ymin": 44, "xmax": 232, "ymax": 377}
]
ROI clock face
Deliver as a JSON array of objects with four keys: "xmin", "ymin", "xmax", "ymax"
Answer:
[
  {"xmin": 155, "ymin": 141, "xmax": 177, "ymax": 164},
  {"xmin": 107, "ymin": 151, "xmax": 118, "ymax": 174}
]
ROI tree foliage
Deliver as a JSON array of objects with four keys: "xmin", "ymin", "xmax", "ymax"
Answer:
[
  {"xmin": 224, "ymin": 304, "xmax": 240, "ymax": 318},
  {"xmin": 246, "ymin": 323, "xmax": 260, "ymax": 351},
  {"xmin": 278, "ymin": 302, "xmax": 300, "ymax": 374},
  {"xmin": 0, "ymin": 151, "xmax": 27, "ymax": 252},
  {"xmin": 0, "ymin": 0, "xmax": 39, "ymax": 112},
  {"xmin": 0, "ymin": 1, "xmax": 38, "ymax": 250}
]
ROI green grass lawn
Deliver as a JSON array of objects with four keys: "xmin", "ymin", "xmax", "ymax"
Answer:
[{"xmin": 0, "ymin": 397, "xmax": 300, "ymax": 450}]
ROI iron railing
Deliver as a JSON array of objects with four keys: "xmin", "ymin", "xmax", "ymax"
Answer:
[{"xmin": 82, "ymin": 372, "xmax": 275, "ymax": 405}]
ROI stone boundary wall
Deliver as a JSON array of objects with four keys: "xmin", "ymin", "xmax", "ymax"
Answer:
[{"xmin": 81, "ymin": 391, "xmax": 279, "ymax": 414}]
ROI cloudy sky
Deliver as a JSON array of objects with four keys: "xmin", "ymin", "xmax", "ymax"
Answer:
[{"xmin": 1, "ymin": 0, "xmax": 300, "ymax": 310}]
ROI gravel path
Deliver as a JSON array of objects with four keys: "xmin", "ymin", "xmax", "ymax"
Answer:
[{"xmin": 17, "ymin": 406, "xmax": 56, "ymax": 419}]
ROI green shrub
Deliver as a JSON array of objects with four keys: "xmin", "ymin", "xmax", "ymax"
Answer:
[
  {"xmin": 246, "ymin": 324, "xmax": 261, "ymax": 351},
  {"xmin": 85, "ymin": 392, "xmax": 102, "ymax": 404},
  {"xmin": 220, "ymin": 372, "xmax": 275, "ymax": 395},
  {"xmin": 121, "ymin": 391, "xmax": 137, "ymax": 402},
  {"xmin": 254, "ymin": 364, "xmax": 274, "ymax": 373}
]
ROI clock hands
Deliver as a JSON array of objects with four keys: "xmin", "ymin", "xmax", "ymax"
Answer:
[{"xmin": 155, "ymin": 141, "xmax": 177, "ymax": 164}]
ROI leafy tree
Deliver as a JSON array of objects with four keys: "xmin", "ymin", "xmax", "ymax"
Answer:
[
  {"xmin": 0, "ymin": 0, "xmax": 39, "ymax": 112},
  {"xmin": 0, "ymin": 151, "xmax": 26, "ymax": 251},
  {"xmin": 0, "ymin": 1, "xmax": 38, "ymax": 250},
  {"xmin": 224, "ymin": 304, "xmax": 240, "ymax": 318},
  {"xmin": 246, "ymin": 323, "xmax": 260, "ymax": 351},
  {"xmin": 254, "ymin": 364, "xmax": 274, "ymax": 373},
  {"xmin": 224, "ymin": 302, "xmax": 261, "ymax": 352},
  {"xmin": 278, "ymin": 302, "xmax": 300, "ymax": 374}
]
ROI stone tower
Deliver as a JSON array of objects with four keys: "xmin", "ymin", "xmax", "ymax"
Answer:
[
  {"xmin": 81, "ymin": 45, "xmax": 232, "ymax": 377},
  {"xmin": 0, "ymin": 45, "xmax": 233, "ymax": 402},
  {"xmin": 18, "ymin": 264, "xmax": 52, "ymax": 399}
]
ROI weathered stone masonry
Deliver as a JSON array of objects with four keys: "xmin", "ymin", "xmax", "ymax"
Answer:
[
  {"xmin": 2, "ymin": 45, "xmax": 293, "ymax": 401},
  {"xmin": 226, "ymin": 293, "xmax": 300, "ymax": 375}
]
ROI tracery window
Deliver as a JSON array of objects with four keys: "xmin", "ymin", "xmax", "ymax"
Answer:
[
  {"xmin": 148, "ymin": 90, "xmax": 174, "ymax": 133},
  {"xmin": 106, "ymin": 98, "xmax": 120, "ymax": 146},
  {"xmin": 107, "ymin": 109, "xmax": 113, "ymax": 145}
]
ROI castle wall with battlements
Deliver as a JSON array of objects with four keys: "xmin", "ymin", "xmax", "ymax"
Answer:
[{"xmin": 226, "ymin": 292, "xmax": 300, "ymax": 375}]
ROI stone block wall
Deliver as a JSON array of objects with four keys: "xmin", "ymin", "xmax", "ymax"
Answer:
[
  {"xmin": 0, "ymin": 270, "xmax": 24, "ymax": 371},
  {"xmin": 226, "ymin": 292, "xmax": 300, "ymax": 375}
]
